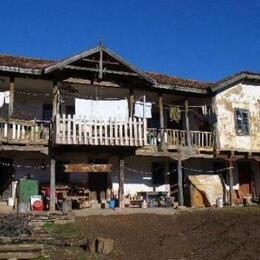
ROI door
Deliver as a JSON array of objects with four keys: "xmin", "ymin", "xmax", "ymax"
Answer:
[
  {"xmin": 238, "ymin": 162, "xmax": 253, "ymax": 196},
  {"xmin": 169, "ymin": 162, "xmax": 178, "ymax": 198},
  {"xmin": 0, "ymin": 159, "xmax": 13, "ymax": 199}
]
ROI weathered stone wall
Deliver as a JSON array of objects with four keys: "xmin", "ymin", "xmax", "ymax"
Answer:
[{"xmin": 214, "ymin": 83, "xmax": 260, "ymax": 151}]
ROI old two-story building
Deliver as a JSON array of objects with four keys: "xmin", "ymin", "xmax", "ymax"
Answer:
[{"xmin": 0, "ymin": 45, "xmax": 259, "ymax": 210}]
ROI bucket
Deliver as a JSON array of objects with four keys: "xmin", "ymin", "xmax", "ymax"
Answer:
[
  {"xmin": 62, "ymin": 200, "xmax": 72, "ymax": 212},
  {"xmin": 216, "ymin": 197, "xmax": 223, "ymax": 208},
  {"xmin": 18, "ymin": 202, "xmax": 29, "ymax": 214},
  {"xmin": 8, "ymin": 197, "xmax": 14, "ymax": 207},
  {"xmin": 109, "ymin": 200, "xmax": 115, "ymax": 208}
]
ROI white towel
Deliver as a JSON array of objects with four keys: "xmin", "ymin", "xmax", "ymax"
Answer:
[{"xmin": 134, "ymin": 101, "xmax": 152, "ymax": 118}]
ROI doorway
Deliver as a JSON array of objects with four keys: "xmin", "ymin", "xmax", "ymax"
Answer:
[
  {"xmin": 237, "ymin": 161, "xmax": 253, "ymax": 197},
  {"xmin": 169, "ymin": 162, "xmax": 178, "ymax": 199},
  {"xmin": 88, "ymin": 159, "xmax": 108, "ymax": 202},
  {"xmin": 88, "ymin": 173, "xmax": 108, "ymax": 201},
  {"xmin": 0, "ymin": 159, "xmax": 13, "ymax": 199}
]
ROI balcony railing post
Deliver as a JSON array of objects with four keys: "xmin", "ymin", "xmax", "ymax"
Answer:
[{"xmin": 184, "ymin": 100, "xmax": 191, "ymax": 147}]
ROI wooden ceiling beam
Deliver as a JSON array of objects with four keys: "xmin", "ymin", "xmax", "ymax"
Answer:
[
  {"xmin": 63, "ymin": 65, "xmax": 140, "ymax": 77},
  {"xmin": 82, "ymin": 58, "xmax": 120, "ymax": 65}
]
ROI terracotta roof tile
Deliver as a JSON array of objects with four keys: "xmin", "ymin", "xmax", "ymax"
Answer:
[
  {"xmin": 0, "ymin": 54, "xmax": 212, "ymax": 91},
  {"xmin": 146, "ymin": 72, "xmax": 212, "ymax": 90},
  {"xmin": 0, "ymin": 55, "xmax": 55, "ymax": 69}
]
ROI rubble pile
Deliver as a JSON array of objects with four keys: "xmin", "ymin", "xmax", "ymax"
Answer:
[{"xmin": 0, "ymin": 214, "xmax": 32, "ymax": 238}]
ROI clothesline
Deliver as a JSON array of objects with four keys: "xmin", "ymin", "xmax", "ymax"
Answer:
[{"xmin": 0, "ymin": 89, "xmax": 211, "ymax": 115}]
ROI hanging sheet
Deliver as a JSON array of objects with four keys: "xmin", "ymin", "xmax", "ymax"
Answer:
[
  {"xmin": 75, "ymin": 98, "xmax": 129, "ymax": 122},
  {"xmin": 134, "ymin": 101, "xmax": 152, "ymax": 118}
]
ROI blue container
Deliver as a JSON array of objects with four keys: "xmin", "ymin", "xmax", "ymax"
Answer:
[{"xmin": 109, "ymin": 200, "xmax": 115, "ymax": 208}]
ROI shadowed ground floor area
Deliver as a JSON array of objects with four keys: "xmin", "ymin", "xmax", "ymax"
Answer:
[{"xmin": 43, "ymin": 206, "xmax": 260, "ymax": 260}]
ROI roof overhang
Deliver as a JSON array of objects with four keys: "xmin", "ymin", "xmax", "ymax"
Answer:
[
  {"xmin": 153, "ymin": 84, "xmax": 209, "ymax": 94},
  {"xmin": 212, "ymin": 72, "xmax": 260, "ymax": 93},
  {"xmin": 0, "ymin": 66, "xmax": 42, "ymax": 75},
  {"xmin": 44, "ymin": 46, "xmax": 156, "ymax": 85}
]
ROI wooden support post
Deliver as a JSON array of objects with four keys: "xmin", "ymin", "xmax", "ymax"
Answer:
[
  {"xmin": 159, "ymin": 93, "xmax": 165, "ymax": 149},
  {"xmin": 52, "ymin": 81, "xmax": 60, "ymax": 120},
  {"xmin": 118, "ymin": 158, "xmax": 125, "ymax": 208},
  {"xmin": 99, "ymin": 49, "xmax": 103, "ymax": 79},
  {"xmin": 178, "ymin": 159, "xmax": 184, "ymax": 206},
  {"xmin": 50, "ymin": 158, "xmax": 56, "ymax": 211},
  {"xmin": 229, "ymin": 160, "xmax": 234, "ymax": 206},
  {"xmin": 8, "ymin": 77, "xmax": 15, "ymax": 118},
  {"xmin": 184, "ymin": 100, "xmax": 191, "ymax": 147},
  {"xmin": 129, "ymin": 89, "xmax": 134, "ymax": 119}
]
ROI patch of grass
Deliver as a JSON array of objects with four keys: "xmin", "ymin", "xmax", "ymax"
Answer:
[{"xmin": 44, "ymin": 222, "xmax": 78, "ymax": 239}]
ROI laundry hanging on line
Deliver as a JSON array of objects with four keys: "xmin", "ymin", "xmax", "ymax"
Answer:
[
  {"xmin": 169, "ymin": 106, "xmax": 181, "ymax": 123},
  {"xmin": 0, "ymin": 91, "xmax": 10, "ymax": 108},
  {"xmin": 75, "ymin": 98, "xmax": 129, "ymax": 122},
  {"xmin": 134, "ymin": 101, "xmax": 152, "ymax": 118}
]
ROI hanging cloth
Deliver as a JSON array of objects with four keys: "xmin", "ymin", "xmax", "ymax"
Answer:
[
  {"xmin": 134, "ymin": 101, "xmax": 152, "ymax": 119},
  {"xmin": 0, "ymin": 92, "xmax": 5, "ymax": 108},
  {"xmin": 169, "ymin": 106, "xmax": 181, "ymax": 123}
]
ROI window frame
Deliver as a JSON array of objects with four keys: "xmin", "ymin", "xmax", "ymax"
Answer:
[{"xmin": 234, "ymin": 108, "xmax": 250, "ymax": 136}]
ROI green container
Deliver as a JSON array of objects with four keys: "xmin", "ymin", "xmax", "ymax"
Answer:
[{"xmin": 17, "ymin": 179, "xmax": 39, "ymax": 204}]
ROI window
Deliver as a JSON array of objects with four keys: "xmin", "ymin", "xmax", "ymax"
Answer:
[
  {"xmin": 152, "ymin": 162, "xmax": 165, "ymax": 186},
  {"xmin": 42, "ymin": 104, "xmax": 52, "ymax": 121},
  {"xmin": 235, "ymin": 109, "xmax": 249, "ymax": 135}
]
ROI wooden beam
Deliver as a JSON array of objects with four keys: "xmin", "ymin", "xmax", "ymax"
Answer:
[
  {"xmin": 159, "ymin": 94, "xmax": 164, "ymax": 129},
  {"xmin": 184, "ymin": 100, "xmax": 191, "ymax": 147},
  {"xmin": 99, "ymin": 49, "xmax": 103, "ymax": 79},
  {"xmin": 178, "ymin": 159, "xmax": 184, "ymax": 206},
  {"xmin": 63, "ymin": 65, "xmax": 140, "ymax": 77},
  {"xmin": 129, "ymin": 89, "xmax": 134, "ymax": 119},
  {"xmin": 64, "ymin": 163, "xmax": 113, "ymax": 173},
  {"xmin": 8, "ymin": 77, "xmax": 14, "ymax": 118},
  {"xmin": 82, "ymin": 58, "xmax": 120, "ymax": 65},
  {"xmin": 52, "ymin": 81, "xmax": 60, "ymax": 120},
  {"xmin": 118, "ymin": 158, "xmax": 125, "ymax": 207},
  {"xmin": 159, "ymin": 93, "xmax": 165, "ymax": 150},
  {"xmin": 50, "ymin": 158, "xmax": 56, "ymax": 212},
  {"xmin": 229, "ymin": 160, "xmax": 234, "ymax": 206}
]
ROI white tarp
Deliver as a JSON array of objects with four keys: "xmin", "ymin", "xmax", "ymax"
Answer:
[
  {"xmin": 188, "ymin": 174, "xmax": 224, "ymax": 206},
  {"xmin": 134, "ymin": 101, "xmax": 152, "ymax": 118},
  {"xmin": 75, "ymin": 98, "xmax": 129, "ymax": 122}
]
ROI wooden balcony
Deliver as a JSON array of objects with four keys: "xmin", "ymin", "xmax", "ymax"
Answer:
[
  {"xmin": 147, "ymin": 129, "xmax": 213, "ymax": 150},
  {"xmin": 54, "ymin": 115, "xmax": 213, "ymax": 151},
  {"xmin": 54, "ymin": 114, "xmax": 147, "ymax": 146},
  {"xmin": 0, "ymin": 120, "xmax": 49, "ymax": 145}
]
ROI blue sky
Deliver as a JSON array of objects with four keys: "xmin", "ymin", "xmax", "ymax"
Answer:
[{"xmin": 1, "ymin": 0, "xmax": 260, "ymax": 82}]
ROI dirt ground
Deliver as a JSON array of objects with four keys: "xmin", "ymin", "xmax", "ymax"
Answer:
[{"xmin": 44, "ymin": 207, "xmax": 260, "ymax": 260}]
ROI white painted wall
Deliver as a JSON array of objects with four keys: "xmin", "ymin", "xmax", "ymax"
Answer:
[
  {"xmin": 214, "ymin": 83, "xmax": 260, "ymax": 151},
  {"xmin": 109, "ymin": 156, "xmax": 170, "ymax": 196}
]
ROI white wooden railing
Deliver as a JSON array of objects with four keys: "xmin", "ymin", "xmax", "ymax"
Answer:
[
  {"xmin": 0, "ymin": 120, "xmax": 49, "ymax": 145},
  {"xmin": 55, "ymin": 114, "xmax": 147, "ymax": 146},
  {"xmin": 147, "ymin": 129, "xmax": 213, "ymax": 149}
]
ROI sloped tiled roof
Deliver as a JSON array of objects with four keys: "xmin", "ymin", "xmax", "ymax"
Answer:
[
  {"xmin": 0, "ymin": 54, "xmax": 54, "ymax": 69},
  {"xmin": 146, "ymin": 72, "xmax": 212, "ymax": 90},
  {"xmin": 0, "ymin": 53, "xmax": 212, "ymax": 91}
]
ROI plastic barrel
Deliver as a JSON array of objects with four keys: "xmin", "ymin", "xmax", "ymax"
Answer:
[{"xmin": 109, "ymin": 200, "xmax": 115, "ymax": 208}]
